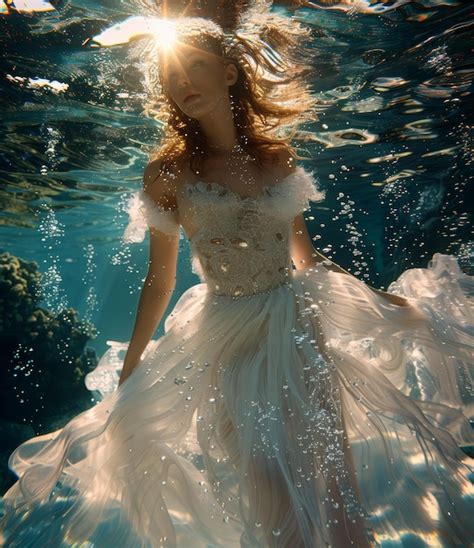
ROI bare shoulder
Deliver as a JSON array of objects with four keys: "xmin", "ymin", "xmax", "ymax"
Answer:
[
  {"xmin": 142, "ymin": 156, "xmax": 188, "ymax": 210},
  {"xmin": 267, "ymin": 147, "xmax": 297, "ymax": 181}
]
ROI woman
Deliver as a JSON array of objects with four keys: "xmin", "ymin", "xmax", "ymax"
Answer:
[{"xmin": 2, "ymin": 14, "xmax": 473, "ymax": 548}]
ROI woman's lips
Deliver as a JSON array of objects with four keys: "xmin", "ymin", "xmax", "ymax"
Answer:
[{"xmin": 184, "ymin": 94, "xmax": 200, "ymax": 103}]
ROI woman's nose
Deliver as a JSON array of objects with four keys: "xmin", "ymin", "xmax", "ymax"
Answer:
[{"xmin": 177, "ymin": 70, "xmax": 190, "ymax": 87}]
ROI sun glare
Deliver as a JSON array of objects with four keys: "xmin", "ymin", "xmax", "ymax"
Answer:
[
  {"xmin": 151, "ymin": 20, "xmax": 178, "ymax": 51},
  {"xmin": 90, "ymin": 16, "xmax": 179, "ymax": 50}
]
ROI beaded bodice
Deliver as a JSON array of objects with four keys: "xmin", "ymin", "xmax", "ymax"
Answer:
[
  {"xmin": 124, "ymin": 166, "xmax": 325, "ymax": 298},
  {"xmin": 183, "ymin": 183, "xmax": 294, "ymax": 297}
]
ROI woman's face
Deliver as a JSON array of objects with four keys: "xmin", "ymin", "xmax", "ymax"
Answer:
[{"xmin": 161, "ymin": 42, "xmax": 237, "ymax": 119}]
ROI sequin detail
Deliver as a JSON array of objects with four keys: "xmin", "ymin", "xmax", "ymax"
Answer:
[{"xmin": 180, "ymin": 167, "xmax": 325, "ymax": 297}]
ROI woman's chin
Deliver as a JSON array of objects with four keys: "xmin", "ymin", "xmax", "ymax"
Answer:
[
  {"xmin": 181, "ymin": 104, "xmax": 206, "ymax": 119},
  {"xmin": 181, "ymin": 96, "xmax": 228, "ymax": 120},
  {"xmin": 181, "ymin": 96, "xmax": 205, "ymax": 114}
]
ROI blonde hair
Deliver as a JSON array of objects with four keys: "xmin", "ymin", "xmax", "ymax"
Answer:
[{"xmin": 130, "ymin": 11, "xmax": 318, "ymax": 176}]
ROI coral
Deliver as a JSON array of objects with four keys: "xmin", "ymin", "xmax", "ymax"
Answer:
[{"xmin": 0, "ymin": 252, "xmax": 98, "ymax": 426}]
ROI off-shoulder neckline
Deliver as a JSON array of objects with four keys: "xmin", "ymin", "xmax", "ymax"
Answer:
[{"xmin": 181, "ymin": 165, "xmax": 309, "ymax": 204}]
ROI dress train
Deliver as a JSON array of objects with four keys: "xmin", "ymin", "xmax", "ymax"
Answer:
[{"xmin": 1, "ymin": 253, "xmax": 473, "ymax": 547}]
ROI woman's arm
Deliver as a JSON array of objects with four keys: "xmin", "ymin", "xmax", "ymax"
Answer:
[
  {"xmin": 119, "ymin": 230, "xmax": 179, "ymax": 386},
  {"xmin": 290, "ymin": 212, "xmax": 410, "ymax": 307},
  {"xmin": 119, "ymin": 164, "xmax": 181, "ymax": 386}
]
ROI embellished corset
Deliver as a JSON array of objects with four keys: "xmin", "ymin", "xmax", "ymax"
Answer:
[
  {"xmin": 123, "ymin": 166, "xmax": 325, "ymax": 299},
  {"xmin": 189, "ymin": 201, "xmax": 294, "ymax": 297}
]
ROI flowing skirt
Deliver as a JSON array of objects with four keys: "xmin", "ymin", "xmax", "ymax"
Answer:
[{"xmin": 1, "ymin": 253, "xmax": 473, "ymax": 547}]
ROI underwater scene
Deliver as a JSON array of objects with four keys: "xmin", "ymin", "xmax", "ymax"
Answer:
[{"xmin": 0, "ymin": 1, "xmax": 472, "ymax": 547}]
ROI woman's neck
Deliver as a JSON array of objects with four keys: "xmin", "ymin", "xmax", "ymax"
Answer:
[{"xmin": 197, "ymin": 100, "xmax": 240, "ymax": 152}]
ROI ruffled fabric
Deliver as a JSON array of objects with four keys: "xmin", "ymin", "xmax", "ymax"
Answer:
[
  {"xmin": 2, "ymin": 254, "xmax": 473, "ymax": 547},
  {"xmin": 180, "ymin": 167, "xmax": 325, "ymax": 285},
  {"xmin": 123, "ymin": 190, "xmax": 181, "ymax": 243},
  {"xmin": 1, "ymin": 164, "xmax": 473, "ymax": 547},
  {"xmin": 386, "ymin": 253, "xmax": 474, "ymax": 414},
  {"xmin": 181, "ymin": 166, "xmax": 325, "ymax": 221},
  {"xmin": 265, "ymin": 166, "xmax": 326, "ymax": 217},
  {"xmin": 122, "ymin": 167, "xmax": 325, "ymax": 246}
]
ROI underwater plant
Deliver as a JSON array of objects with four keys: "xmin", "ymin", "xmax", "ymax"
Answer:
[
  {"xmin": 0, "ymin": 251, "xmax": 99, "ymax": 491},
  {"xmin": 0, "ymin": 252, "xmax": 98, "ymax": 425}
]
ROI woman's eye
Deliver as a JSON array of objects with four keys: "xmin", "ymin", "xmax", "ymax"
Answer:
[{"xmin": 191, "ymin": 60, "xmax": 203, "ymax": 68}]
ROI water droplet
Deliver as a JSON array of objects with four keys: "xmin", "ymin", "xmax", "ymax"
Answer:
[{"xmin": 174, "ymin": 377, "xmax": 186, "ymax": 385}]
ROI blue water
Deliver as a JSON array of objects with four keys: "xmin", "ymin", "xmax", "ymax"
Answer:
[{"xmin": 0, "ymin": 0, "xmax": 472, "ymax": 497}]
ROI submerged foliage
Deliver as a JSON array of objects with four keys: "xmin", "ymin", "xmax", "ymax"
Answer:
[{"xmin": 0, "ymin": 251, "xmax": 98, "ymax": 426}]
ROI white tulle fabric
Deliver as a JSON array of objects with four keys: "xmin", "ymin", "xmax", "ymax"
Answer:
[
  {"xmin": 1, "ymin": 167, "xmax": 473, "ymax": 548},
  {"xmin": 123, "ymin": 189, "xmax": 181, "ymax": 241}
]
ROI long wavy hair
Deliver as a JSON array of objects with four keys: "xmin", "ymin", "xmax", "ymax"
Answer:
[{"xmin": 130, "ymin": 8, "xmax": 319, "ymax": 177}]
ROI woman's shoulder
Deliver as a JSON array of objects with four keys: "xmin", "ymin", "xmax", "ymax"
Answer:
[
  {"xmin": 142, "ymin": 155, "xmax": 189, "ymax": 210},
  {"xmin": 264, "ymin": 146, "xmax": 298, "ymax": 182},
  {"xmin": 261, "ymin": 147, "xmax": 325, "ymax": 209}
]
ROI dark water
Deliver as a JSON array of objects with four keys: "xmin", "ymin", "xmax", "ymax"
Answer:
[{"xmin": 0, "ymin": 0, "xmax": 472, "ymax": 454}]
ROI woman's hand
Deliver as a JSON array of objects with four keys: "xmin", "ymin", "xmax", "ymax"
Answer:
[
  {"xmin": 118, "ymin": 355, "xmax": 139, "ymax": 388},
  {"xmin": 369, "ymin": 286, "xmax": 427, "ymax": 321},
  {"xmin": 118, "ymin": 370, "xmax": 130, "ymax": 388},
  {"xmin": 369, "ymin": 287, "xmax": 410, "ymax": 307}
]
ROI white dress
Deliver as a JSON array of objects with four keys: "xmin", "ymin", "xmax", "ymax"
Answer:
[{"xmin": 1, "ymin": 166, "xmax": 473, "ymax": 547}]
